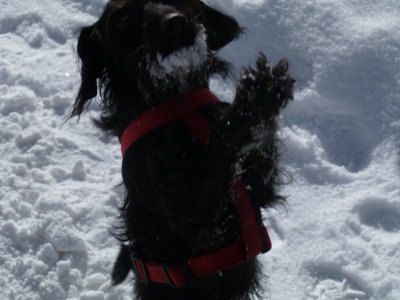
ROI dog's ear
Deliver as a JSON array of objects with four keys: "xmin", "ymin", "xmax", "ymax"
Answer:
[
  {"xmin": 72, "ymin": 24, "xmax": 105, "ymax": 117},
  {"xmin": 200, "ymin": 2, "xmax": 242, "ymax": 50}
]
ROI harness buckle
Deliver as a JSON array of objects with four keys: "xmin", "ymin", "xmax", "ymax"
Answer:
[
  {"xmin": 132, "ymin": 258, "xmax": 149, "ymax": 283},
  {"xmin": 162, "ymin": 263, "xmax": 193, "ymax": 288}
]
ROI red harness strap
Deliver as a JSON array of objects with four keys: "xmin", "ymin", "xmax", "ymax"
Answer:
[
  {"xmin": 121, "ymin": 89, "xmax": 220, "ymax": 156},
  {"xmin": 121, "ymin": 88, "xmax": 272, "ymax": 288}
]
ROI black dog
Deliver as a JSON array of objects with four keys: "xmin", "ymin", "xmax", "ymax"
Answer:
[{"xmin": 69, "ymin": 0, "xmax": 294, "ymax": 299}]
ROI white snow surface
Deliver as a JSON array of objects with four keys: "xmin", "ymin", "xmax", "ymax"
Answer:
[{"xmin": 1, "ymin": 0, "xmax": 399, "ymax": 299}]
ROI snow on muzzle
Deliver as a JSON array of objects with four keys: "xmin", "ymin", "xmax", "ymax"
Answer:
[{"xmin": 147, "ymin": 26, "xmax": 208, "ymax": 79}]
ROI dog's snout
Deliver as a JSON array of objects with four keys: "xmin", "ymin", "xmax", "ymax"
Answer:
[{"xmin": 161, "ymin": 13, "xmax": 190, "ymax": 36}]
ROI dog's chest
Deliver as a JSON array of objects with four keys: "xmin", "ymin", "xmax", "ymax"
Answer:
[
  {"xmin": 123, "ymin": 120, "xmax": 205, "ymax": 192},
  {"xmin": 121, "ymin": 103, "xmax": 228, "ymax": 203},
  {"xmin": 119, "ymin": 102, "xmax": 233, "ymax": 260}
]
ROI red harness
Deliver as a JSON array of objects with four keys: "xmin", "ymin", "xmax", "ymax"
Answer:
[{"xmin": 121, "ymin": 88, "xmax": 272, "ymax": 287}]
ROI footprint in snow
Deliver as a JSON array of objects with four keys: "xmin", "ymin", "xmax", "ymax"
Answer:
[
  {"xmin": 354, "ymin": 197, "xmax": 400, "ymax": 233},
  {"xmin": 0, "ymin": 12, "xmax": 66, "ymax": 48},
  {"xmin": 305, "ymin": 262, "xmax": 370, "ymax": 300},
  {"xmin": 308, "ymin": 278, "xmax": 368, "ymax": 300}
]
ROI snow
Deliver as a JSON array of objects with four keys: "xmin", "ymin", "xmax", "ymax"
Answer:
[
  {"xmin": 0, "ymin": 0, "xmax": 399, "ymax": 299},
  {"xmin": 148, "ymin": 26, "xmax": 208, "ymax": 79}
]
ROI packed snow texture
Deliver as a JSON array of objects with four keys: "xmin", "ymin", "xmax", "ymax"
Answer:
[{"xmin": 0, "ymin": 0, "xmax": 399, "ymax": 299}]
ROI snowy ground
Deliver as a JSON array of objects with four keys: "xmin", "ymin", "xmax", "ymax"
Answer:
[{"xmin": 1, "ymin": 0, "xmax": 399, "ymax": 299}]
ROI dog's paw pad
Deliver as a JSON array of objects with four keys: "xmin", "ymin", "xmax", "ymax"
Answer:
[{"xmin": 239, "ymin": 54, "xmax": 295, "ymax": 113}]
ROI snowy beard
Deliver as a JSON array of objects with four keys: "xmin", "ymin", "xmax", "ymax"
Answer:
[
  {"xmin": 149, "ymin": 27, "xmax": 208, "ymax": 79},
  {"xmin": 138, "ymin": 27, "xmax": 210, "ymax": 105}
]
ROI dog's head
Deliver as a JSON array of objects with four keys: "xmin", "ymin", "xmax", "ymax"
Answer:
[{"xmin": 71, "ymin": 0, "xmax": 241, "ymax": 126}]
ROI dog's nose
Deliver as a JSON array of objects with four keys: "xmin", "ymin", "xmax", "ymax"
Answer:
[{"xmin": 161, "ymin": 13, "xmax": 190, "ymax": 36}]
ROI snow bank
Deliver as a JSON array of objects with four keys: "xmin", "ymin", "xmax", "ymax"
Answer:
[{"xmin": 1, "ymin": 0, "xmax": 399, "ymax": 299}]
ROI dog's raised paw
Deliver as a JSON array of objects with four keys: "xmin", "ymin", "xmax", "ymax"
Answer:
[
  {"xmin": 239, "ymin": 53, "xmax": 295, "ymax": 116},
  {"xmin": 271, "ymin": 58, "xmax": 295, "ymax": 103}
]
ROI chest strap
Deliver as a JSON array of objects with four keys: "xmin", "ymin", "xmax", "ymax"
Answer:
[
  {"xmin": 121, "ymin": 89, "xmax": 220, "ymax": 156},
  {"xmin": 121, "ymin": 88, "xmax": 272, "ymax": 288}
]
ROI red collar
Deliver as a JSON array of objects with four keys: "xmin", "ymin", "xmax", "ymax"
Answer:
[{"xmin": 120, "ymin": 88, "xmax": 271, "ymax": 287}]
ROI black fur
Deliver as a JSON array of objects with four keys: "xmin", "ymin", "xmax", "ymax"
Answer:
[{"xmin": 69, "ymin": 0, "xmax": 295, "ymax": 299}]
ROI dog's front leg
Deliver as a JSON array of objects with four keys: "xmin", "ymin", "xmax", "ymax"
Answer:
[
  {"xmin": 192, "ymin": 55, "xmax": 294, "ymax": 246},
  {"xmin": 205, "ymin": 54, "xmax": 294, "ymax": 183},
  {"xmin": 210, "ymin": 54, "xmax": 294, "ymax": 155},
  {"xmin": 233, "ymin": 53, "xmax": 295, "ymax": 128}
]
